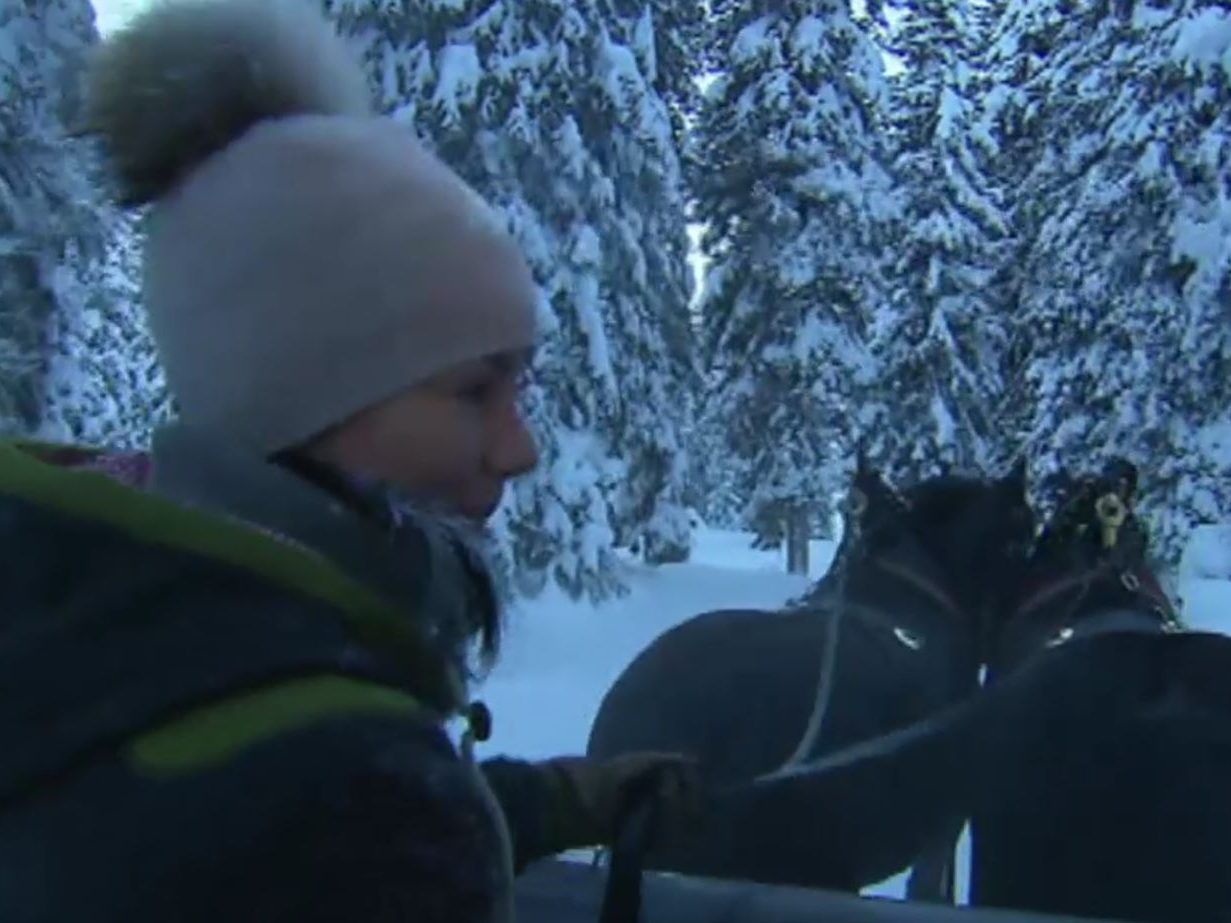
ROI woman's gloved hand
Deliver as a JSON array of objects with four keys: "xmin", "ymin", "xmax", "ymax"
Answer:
[{"xmin": 542, "ymin": 751, "xmax": 705, "ymax": 850}]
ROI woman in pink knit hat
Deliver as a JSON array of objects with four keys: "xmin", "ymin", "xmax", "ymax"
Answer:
[{"xmin": 0, "ymin": 2, "xmax": 699, "ymax": 920}]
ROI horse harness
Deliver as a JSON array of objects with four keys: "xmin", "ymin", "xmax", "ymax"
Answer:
[
  {"xmin": 836, "ymin": 484, "xmax": 974, "ymax": 655},
  {"xmin": 867, "ymin": 556, "xmax": 967, "ymax": 652},
  {"xmin": 1003, "ymin": 491, "xmax": 1182, "ymax": 650},
  {"xmin": 844, "ymin": 487, "xmax": 1181, "ymax": 664}
]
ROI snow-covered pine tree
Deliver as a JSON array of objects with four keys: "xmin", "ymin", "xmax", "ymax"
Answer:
[
  {"xmin": 574, "ymin": 1, "xmax": 702, "ymax": 566},
  {"xmin": 695, "ymin": 1, "xmax": 895, "ymax": 548},
  {"xmin": 688, "ymin": 396, "xmax": 748, "ymax": 530},
  {"xmin": 325, "ymin": 0, "xmax": 699, "ymax": 595},
  {"xmin": 871, "ymin": 0, "xmax": 1011, "ymax": 484},
  {"xmin": 985, "ymin": 0, "xmax": 1231, "ymax": 568},
  {"xmin": 40, "ymin": 213, "xmax": 172, "ymax": 448},
  {"xmin": 0, "ymin": 0, "xmax": 167, "ymax": 447},
  {"xmin": 968, "ymin": 0, "xmax": 1081, "ymax": 493},
  {"xmin": 1, "ymin": 0, "xmax": 104, "ymax": 434},
  {"xmin": 1160, "ymin": 4, "xmax": 1231, "ymax": 562}
]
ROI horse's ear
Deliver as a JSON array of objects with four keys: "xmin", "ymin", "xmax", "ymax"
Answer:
[
  {"xmin": 1003, "ymin": 456, "xmax": 1028, "ymax": 497},
  {"xmin": 852, "ymin": 441, "xmax": 876, "ymax": 493},
  {"xmin": 845, "ymin": 484, "xmax": 869, "ymax": 520},
  {"xmin": 1105, "ymin": 457, "xmax": 1138, "ymax": 501},
  {"xmin": 850, "ymin": 448, "xmax": 899, "ymax": 515},
  {"xmin": 854, "ymin": 439, "xmax": 871, "ymax": 479}
]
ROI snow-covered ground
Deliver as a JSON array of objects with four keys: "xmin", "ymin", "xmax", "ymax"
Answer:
[
  {"xmin": 1181, "ymin": 525, "xmax": 1231, "ymax": 635},
  {"xmin": 475, "ymin": 529, "xmax": 833, "ymax": 762},
  {"xmin": 471, "ymin": 526, "xmax": 1231, "ymax": 903}
]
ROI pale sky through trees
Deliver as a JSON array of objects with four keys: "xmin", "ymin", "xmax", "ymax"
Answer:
[{"xmin": 92, "ymin": 0, "xmax": 147, "ymax": 34}]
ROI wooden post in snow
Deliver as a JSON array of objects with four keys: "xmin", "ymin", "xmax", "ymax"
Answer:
[{"xmin": 786, "ymin": 503, "xmax": 810, "ymax": 576}]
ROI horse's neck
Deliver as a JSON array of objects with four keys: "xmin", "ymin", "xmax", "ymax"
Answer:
[{"xmin": 877, "ymin": 528, "xmax": 974, "ymax": 616}]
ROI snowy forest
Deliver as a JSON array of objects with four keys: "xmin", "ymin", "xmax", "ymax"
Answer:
[{"xmin": 3, "ymin": 0, "xmax": 1230, "ymax": 600}]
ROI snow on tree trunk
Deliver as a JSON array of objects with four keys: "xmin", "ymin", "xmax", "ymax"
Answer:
[{"xmin": 786, "ymin": 503, "xmax": 811, "ymax": 575}]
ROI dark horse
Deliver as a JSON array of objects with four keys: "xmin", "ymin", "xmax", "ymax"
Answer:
[
  {"xmin": 586, "ymin": 455, "xmax": 1035, "ymax": 893},
  {"xmin": 593, "ymin": 454, "xmax": 1231, "ymax": 922},
  {"xmin": 963, "ymin": 458, "xmax": 1230, "ymax": 923},
  {"xmin": 985, "ymin": 457, "xmax": 1180, "ymax": 680}
]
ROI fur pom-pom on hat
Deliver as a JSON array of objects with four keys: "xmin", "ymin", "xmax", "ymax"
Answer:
[{"xmin": 81, "ymin": 0, "xmax": 373, "ymax": 206}]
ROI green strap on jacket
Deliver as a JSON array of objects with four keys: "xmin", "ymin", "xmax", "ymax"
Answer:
[{"xmin": 126, "ymin": 674, "xmax": 427, "ymax": 778}]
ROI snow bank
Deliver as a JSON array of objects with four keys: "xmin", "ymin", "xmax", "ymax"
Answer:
[{"xmin": 1181, "ymin": 524, "xmax": 1231, "ymax": 582}]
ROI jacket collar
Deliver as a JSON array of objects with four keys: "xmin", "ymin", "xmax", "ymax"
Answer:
[{"xmin": 149, "ymin": 423, "xmax": 496, "ymax": 678}]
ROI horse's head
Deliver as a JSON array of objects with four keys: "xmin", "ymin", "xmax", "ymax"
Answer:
[
  {"xmin": 894, "ymin": 459, "xmax": 1035, "ymax": 631},
  {"xmin": 1034, "ymin": 457, "xmax": 1142, "ymax": 569},
  {"xmin": 829, "ymin": 456, "xmax": 1034, "ymax": 659},
  {"xmin": 838, "ymin": 446, "xmax": 911, "ymax": 551},
  {"xmin": 991, "ymin": 457, "xmax": 1177, "ymax": 678}
]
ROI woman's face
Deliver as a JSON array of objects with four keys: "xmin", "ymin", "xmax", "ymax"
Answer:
[
  {"xmin": 307, "ymin": 231, "xmax": 541, "ymax": 524},
  {"xmin": 310, "ymin": 349, "xmax": 538, "ymax": 524}
]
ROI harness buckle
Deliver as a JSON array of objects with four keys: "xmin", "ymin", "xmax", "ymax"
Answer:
[
  {"xmin": 1045, "ymin": 625, "xmax": 1075, "ymax": 648},
  {"xmin": 893, "ymin": 626, "xmax": 925, "ymax": 650},
  {"xmin": 1095, "ymin": 493, "xmax": 1128, "ymax": 549}
]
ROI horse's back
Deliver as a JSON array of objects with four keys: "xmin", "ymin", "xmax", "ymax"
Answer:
[{"xmin": 586, "ymin": 607, "xmax": 824, "ymax": 785}]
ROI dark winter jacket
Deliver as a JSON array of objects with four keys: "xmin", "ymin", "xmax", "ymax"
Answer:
[{"xmin": 0, "ymin": 423, "xmax": 584, "ymax": 923}]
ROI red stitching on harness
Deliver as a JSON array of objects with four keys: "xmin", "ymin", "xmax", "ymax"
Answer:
[{"xmin": 1010, "ymin": 561, "xmax": 1175, "ymax": 624}]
